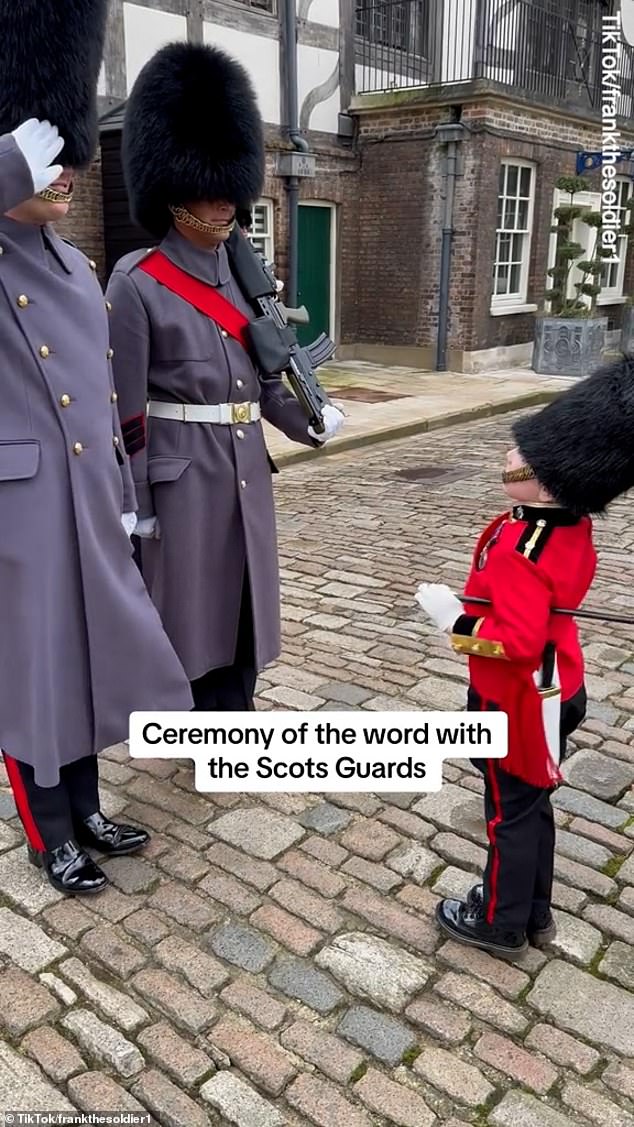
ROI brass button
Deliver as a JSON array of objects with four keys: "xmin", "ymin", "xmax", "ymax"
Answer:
[
  {"xmin": 110, "ymin": 391, "xmax": 118, "ymax": 404},
  {"xmin": 240, "ymin": 479, "xmax": 247, "ymax": 489},
  {"xmin": 39, "ymin": 345, "xmax": 50, "ymax": 359},
  {"xmin": 236, "ymin": 429, "xmax": 245, "ymax": 439},
  {"xmin": 105, "ymin": 300, "xmax": 112, "ymax": 312},
  {"xmin": 59, "ymin": 394, "xmax": 71, "ymax": 408},
  {"xmin": 236, "ymin": 379, "xmax": 244, "ymax": 389},
  {"xmin": 107, "ymin": 348, "xmax": 114, "ymax": 360},
  {"xmin": 73, "ymin": 442, "xmax": 83, "ymax": 455},
  {"xmin": 88, "ymin": 259, "xmax": 97, "ymax": 271},
  {"xmin": 17, "ymin": 295, "xmax": 29, "ymax": 308},
  {"xmin": 113, "ymin": 435, "xmax": 119, "ymax": 447}
]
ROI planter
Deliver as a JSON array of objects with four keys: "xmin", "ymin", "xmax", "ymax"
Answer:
[
  {"xmin": 532, "ymin": 316, "xmax": 607, "ymax": 377},
  {"xmin": 621, "ymin": 305, "xmax": 634, "ymax": 354}
]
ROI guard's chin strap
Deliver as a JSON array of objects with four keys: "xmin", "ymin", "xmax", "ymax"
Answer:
[
  {"xmin": 502, "ymin": 465, "xmax": 536, "ymax": 484},
  {"xmin": 169, "ymin": 205, "xmax": 235, "ymax": 239},
  {"xmin": 38, "ymin": 187, "xmax": 73, "ymax": 204}
]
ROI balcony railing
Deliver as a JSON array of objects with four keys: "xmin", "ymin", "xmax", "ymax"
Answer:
[{"xmin": 355, "ymin": 0, "xmax": 634, "ymax": 117}]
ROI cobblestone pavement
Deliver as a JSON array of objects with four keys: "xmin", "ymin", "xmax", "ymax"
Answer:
[{"xmin": 1, "ymin": 413, "xmax": 634, "ymax": 1127}]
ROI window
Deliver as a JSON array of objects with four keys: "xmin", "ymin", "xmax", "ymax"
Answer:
[
  {"xmin": 247, "ymin": 200, "xmax": 274, "ymax": 263},
  {"xmin": 356, "ymin": 0, "xmax": 411, "ymax": 50},
  {"xmin": 491, "ymin": 161, "xmax": 536, "ymax": 312},
  {"xmin": 546, "ymin": 180, "xmax": 631, "ymax": 309},
  {"xmin": 600, "ymin": 177, "xmax": 632, "ymax": 300}
]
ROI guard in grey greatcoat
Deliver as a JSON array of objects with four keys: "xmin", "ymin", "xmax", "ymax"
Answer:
[
  {"xmin": 0, "ymin": 1, "xmax": 193, "ymax": 897},
  {"xmin": 107, "ymin": 43, "xmax": 344, "ymax": 710}
]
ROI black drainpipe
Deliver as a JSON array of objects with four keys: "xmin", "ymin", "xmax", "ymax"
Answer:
[
  {"xmin": 434, "ymin": 116, "xmax": 467, "ymax": 371},
  {"xmin": 282, "ymin": 0, "xmax": 309, "ymax": 307}
]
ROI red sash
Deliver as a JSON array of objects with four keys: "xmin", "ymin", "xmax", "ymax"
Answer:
[{"xmin": 137, "ymin": 249, "xmax": 250, "ymax": 348}]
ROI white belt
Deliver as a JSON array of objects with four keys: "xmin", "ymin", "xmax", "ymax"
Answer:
[{"xmin": 148, "ymin": 400, "xmax": 261, "ymax": 424}]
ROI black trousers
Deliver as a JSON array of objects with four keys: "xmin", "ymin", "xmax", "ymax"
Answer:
[
  {"xmin": 473, "ymin": 759, "xmax": 555, "ymax": 934},
  {"xmin": 190, "ymin": 573, "xmax": 257, "ymax": 712},
  {"xmin": 471, "ymin": 685, "xmax": 587, "ymax": 934},
  {"xmin": 3, "ymin": 753, "xmax": 100, "ymax": 852}
]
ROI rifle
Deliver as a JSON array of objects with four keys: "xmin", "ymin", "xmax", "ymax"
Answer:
[{"xmin": 226, "ymin": 226, "xmax": 334, "ymax": 434}]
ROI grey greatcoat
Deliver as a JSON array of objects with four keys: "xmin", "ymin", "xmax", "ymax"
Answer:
[
  {"xmin": 0, "ymin": 134, "xmax": 193, "ymax": 787},
  {"xmin": 107, "ymin": 228, "xmax": 315, "ymax": 679}
]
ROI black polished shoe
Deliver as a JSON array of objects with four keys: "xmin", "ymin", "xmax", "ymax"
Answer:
[
  {"xmin": 27, "ymin": 840, "xmax": 108, "ymax": 896},
  {"xmin": 467, "ymin": 882, "xmax": 556, "ymax": 948},
  {"xmin": 75, "ymin": 811, "xmax": 150, "ymax": 856},
  {"xmin": 436, "ymin": 897, "xmax": 528, "ymax": 957}
]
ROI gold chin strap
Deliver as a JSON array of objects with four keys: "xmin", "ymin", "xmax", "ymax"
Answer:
[
  {"xmin": 169, "ymin": 205, "xmax": 235, "ymax": 238},
  {"xmin": 502, "ymin": 465, "xmax": 537, "ymax": 484},
  {"xmin": 38, "ymin": 187, "xmax": 73, "ymax": 204}
]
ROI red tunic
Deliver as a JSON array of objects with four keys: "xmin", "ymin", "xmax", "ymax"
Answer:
[{"xmin": 451, "ymin": 506, "xmax": 596, "ymax": 788}]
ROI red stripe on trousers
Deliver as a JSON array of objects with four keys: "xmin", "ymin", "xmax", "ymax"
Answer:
[
  {"xmin": 2, "ymin": 753, "xmax": 46, "ymax": 851},
  {"xmin": 486, "ymin": 758, "xmax": 503, "ymax": 925}
]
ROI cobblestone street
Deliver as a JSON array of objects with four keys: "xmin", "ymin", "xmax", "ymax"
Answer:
[{"xmin": 2, "ymin": 412, "xmax": 634, "ymax": 1126}]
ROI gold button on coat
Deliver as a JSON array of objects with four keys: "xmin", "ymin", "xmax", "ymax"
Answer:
[
  {"xmin": 110, "ymin": 391, "xmax": 118, "ymax": 404},
  {"xmin": 73, "ymin": 442, "xmax": 83, "ymax": 455},
  {"xmin": 60, "ymin": 394, "xmax": 71, "ymax": 408},
  {"xmin": 39, "ymin": 345, "xmax": 50, "ymax": 359},
  {"xmin": 17, "ymin": 295, "xmax": 28, "ymax": 307}
]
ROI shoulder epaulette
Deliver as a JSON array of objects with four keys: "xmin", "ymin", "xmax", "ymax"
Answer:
[{"xmin": 516, "ymin": 519, "xmax": 553, "ymax": 563}]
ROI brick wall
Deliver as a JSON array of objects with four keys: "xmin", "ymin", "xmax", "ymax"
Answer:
[
  {"xmin": 351, "ymin": 94, "xmax": 634, "ymax": 361},
  {"xmin": 56, "ymin": 156, "xmax": 106, "ymax": 277}
]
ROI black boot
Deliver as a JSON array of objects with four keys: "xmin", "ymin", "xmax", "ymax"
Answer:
[
  {"xmin": 436, "ymin": 896, "xmax": 528, "ymax": 957},
  {"xmin": 466, "ymin": 882, "xmax": 556, "ymax": 948},
  {"xmin": 75, "ymin": 811, "xmax": 150, "ymax": 856},
  {"xmin": 28, "ymin": 841, "xmax": 108, "ymax": 896}
]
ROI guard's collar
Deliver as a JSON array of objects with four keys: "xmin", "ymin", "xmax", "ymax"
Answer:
[
  {"xmin": 0, "ymin": 217, "xmax": 74, "ymax": 273},
  {"xmin": 160, "ymin": 226, "xmax": 231, "ymax": 287},
  {"xmin": 511, "ymin": 504, "xmax": 580, "ymax": 525}
]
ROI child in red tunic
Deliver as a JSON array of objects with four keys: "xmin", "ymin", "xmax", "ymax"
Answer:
[{"xmin": 416, "ymin": 356, "xmax": 634, "ymax": 958}]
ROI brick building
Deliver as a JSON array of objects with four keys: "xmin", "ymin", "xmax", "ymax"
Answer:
[{"xmin": 62, "ymin": 0, "xmax": 634, "ymax": 371}]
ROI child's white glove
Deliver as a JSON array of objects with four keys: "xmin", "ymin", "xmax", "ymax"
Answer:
[{"xmin": 415, "ymin": 582, "xmax": 463, "ymax": 632}]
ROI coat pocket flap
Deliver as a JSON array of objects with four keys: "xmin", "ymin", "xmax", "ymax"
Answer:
[
  {"xmin": 0, "ymin": 440, "xmax": 40, "ymax": 481},
  {"xmin": 147, "ymin": 456, "xmax": 192, "ymax": 484}
]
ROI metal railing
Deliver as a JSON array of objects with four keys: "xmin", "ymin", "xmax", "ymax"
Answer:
[{"xmin": 355, "ymin": 0, "xmax": 634, "ymax": 117}]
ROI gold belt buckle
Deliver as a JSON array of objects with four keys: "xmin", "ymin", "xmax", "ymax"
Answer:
[{"xmin": 232, "ymin": 402, "xmax": 251, "ymax": 424}]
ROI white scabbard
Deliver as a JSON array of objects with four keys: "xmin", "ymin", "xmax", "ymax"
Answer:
[{"xmin": 534, "ymin": 656, "xmax": 561, "ymax": 767}]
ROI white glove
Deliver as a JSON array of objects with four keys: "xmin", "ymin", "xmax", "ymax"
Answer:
[
  {"xmin": 308, "ymin": 403, "xmax": 345, "ymax": 444},
  {"xmin": 11, "ymin": 119, "xmax": 64, "ymax": 195},
  {"xmin": 121, "ymin": 512, "xmax": 137, "ymax": 537},
  {"xmin": 135, "ymin": 516, "xmax": 160, "ymax": 539},
  {"xmin": 415, "ymin": 583, "xmax": 463, "ymax": 633}
]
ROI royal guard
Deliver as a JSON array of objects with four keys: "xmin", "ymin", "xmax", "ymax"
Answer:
[
  {"xmin": 0, "ymin": 0, "xmax": 193, "ymax": 896},
  {"xmin": 107, "ymin": 43, "xmax": 344, "ymax": 711},
  {"xmin": 416, "ymin": 356, "xmax": 634, "ymax": 957}
]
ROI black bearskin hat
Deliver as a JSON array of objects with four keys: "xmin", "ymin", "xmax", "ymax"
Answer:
[
  {"xmin": 123, "ymin": 42, "xmax": 265, "ymax": 238},
  {"xmin": 0, "ymin": 0, "xmax": 108, "ymax": 168},
  {"xmin": 512, "ymin": 354, "xmax": 634, "ymax": 515}
]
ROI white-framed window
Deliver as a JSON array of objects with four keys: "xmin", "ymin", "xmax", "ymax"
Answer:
[
  {"xmin": 600, "ymin": 176, "xmax": 632, "ymax": 301},
  {"xmin": 547, "ymin": 180, "xmax": 631, "ymax": 309},
  {"xmin": 491, "ymin": 161, "xmax": 536, "ymax": 313},
  {"xmin": 248, "ymin": 199, "xmax": 275, "ymax": 263}
]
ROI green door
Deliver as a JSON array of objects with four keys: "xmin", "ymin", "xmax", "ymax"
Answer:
[{"xmin": 297, "ymin": 205, "xmax": 331, "ymax": 346}]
